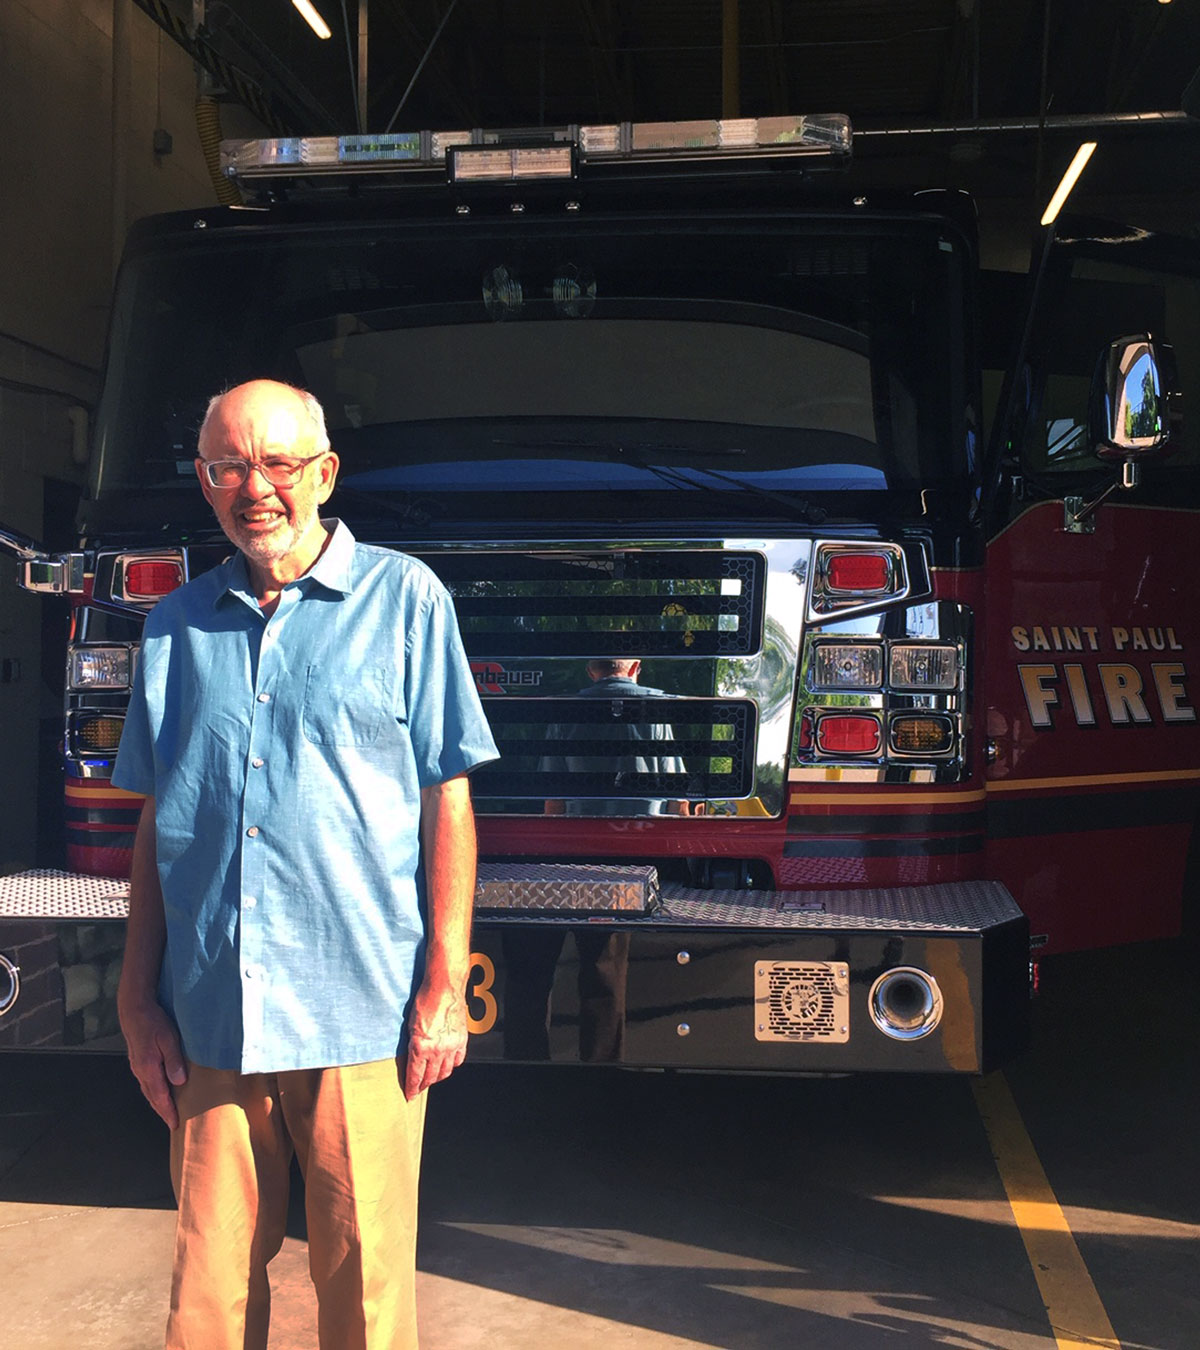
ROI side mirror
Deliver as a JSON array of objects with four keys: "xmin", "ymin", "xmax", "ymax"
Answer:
[
  {"xmin": 1089, "ymin": 334, "xmax": 1177, "ymax": 463},
  {"xmin": 1066, "ymin": 335, "xmax": 1179, "ymax": 533},
  {"xmin": 0, "ymin": 522, "xmax": 85, "ymax": 594}
]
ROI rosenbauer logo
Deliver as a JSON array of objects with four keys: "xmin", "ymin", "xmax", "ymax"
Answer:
[{"xmin": 471, "ymin": 662, "xmax": 544, "ymax": 695}]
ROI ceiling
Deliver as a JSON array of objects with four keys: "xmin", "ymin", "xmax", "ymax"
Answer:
[{"xmin": 139, "ymin": 0, "xmax": 1200, "ymax": 239}]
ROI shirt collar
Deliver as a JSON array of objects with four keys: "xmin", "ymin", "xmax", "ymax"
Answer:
[
  {"xmin": 303, "ymin": 519, "xmax": 355, "ymax": 595},
  {"xmin": 216, "ymin": 519, "xmax": 356, "ymax": 609}
]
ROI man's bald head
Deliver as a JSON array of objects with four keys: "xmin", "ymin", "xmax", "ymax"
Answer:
[
  {"xmin": 198, "ymin": 380, "xmax": 331, "ymax": 459},
  {"xmin": 587, "ymin": 659, "xmax": 641, "ymax": 680}
]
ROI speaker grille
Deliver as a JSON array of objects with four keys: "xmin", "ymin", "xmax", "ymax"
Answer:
[{"xmin": 754, "ymin": 961, "xmax": 849, "ymax": 1043}]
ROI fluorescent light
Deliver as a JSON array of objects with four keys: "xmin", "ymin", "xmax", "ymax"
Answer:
[
  {"xmin": 292, "ymin": 0, "xmax": 332, "ymax": 39},
  {"xmin": 1040, "ymin": 141, "xmax": 1097, "ymax": 226}
]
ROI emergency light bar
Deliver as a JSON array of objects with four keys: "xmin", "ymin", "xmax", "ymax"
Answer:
[{"xmin": 220, "ymin": 114, "xmax": 851, "ymax": 183}]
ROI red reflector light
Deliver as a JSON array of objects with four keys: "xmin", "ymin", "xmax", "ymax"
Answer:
[
  {"xmin": 826, "ymin": 551, "xmax": 890, "ymax": 593},
  {"xmin": 124, "ymin": 560, "xmax": 183, "ymax": 598},
  {"xmin": 816, "ymin": 714, "xmax": 882, "ymax": 755},
  {"xmin": 796, "ymin": 709, "xmax": 815, "ymax": 751}
]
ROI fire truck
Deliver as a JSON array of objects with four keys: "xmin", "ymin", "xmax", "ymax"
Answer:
[{"xmin": 0, "ymin": 116, "xmax": 1195, "ymax": 1070}]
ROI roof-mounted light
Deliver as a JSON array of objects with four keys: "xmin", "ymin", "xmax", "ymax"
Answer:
[
  {"xmin": 584, "ymin": 115, "xmax": 851, "ymax": 157},
  {"xmin": 222, "ymin": 133, "xmax": 424, "ymax": 176},
  {"xmin": 449, "ymin": 143, "xmax": 576, "ymax": 184},
  {"xmin": 220, "ymin": 114, "xmax": 851, "ymax": 184}
]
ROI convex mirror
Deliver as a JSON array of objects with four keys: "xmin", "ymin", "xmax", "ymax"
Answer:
[{"xmin": 1089, "ymin": 333, "xmax": 1177, "ymax": 463}]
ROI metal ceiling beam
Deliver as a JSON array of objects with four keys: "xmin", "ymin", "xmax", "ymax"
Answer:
[
  {"xmin": 131, "ymin": 0, "xmax": 287, "ymax": 131},
  {"xmin": 763, "ymin": 0, "xmax": 789, "ymax": 116},
  {"xmin": 937, "ymin": 2, "xmax": 974, "ymax": 121},
  {"xmin": 358, "ymin": 0, "xmax": 369, "ymax": 132},
  {"xmin": 383, "ymin": 0, "xmax": 459, "ymax": 131},
  {"xmin": 202, "ymin": 2, "xmax": 346, "ymax": 132},
  {"xmin": 722, "ymin": 0, "xmax": 740, "ymax": 118},
  {"xmin": 579, "ymin": 0, "xmax": 633, "ymax": 121},
  {"xmin": 373, "ymin": 1, "xmax": 476, "ymax": 128}
]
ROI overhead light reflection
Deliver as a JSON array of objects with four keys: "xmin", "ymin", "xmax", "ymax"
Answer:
[
  {"xmin": 441, "ymin": 1223, "xmax": 798, "ymax": 1271},
  {"xmin": 1040, "ymin": 141, "xmax": 1097, "ymax": 226},
  {"xmin": 292, "ymin": 0, "xmax": 332, "ymax": 39}
]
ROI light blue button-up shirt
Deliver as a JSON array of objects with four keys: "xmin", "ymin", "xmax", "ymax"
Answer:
[{"xmin": 113, "ymin": 521, "xmax": 498, "ymax": 1073}]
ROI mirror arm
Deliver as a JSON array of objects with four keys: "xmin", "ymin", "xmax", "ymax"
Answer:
[
  {"xmin": 1063, "ymin": 461, "xmax": 1141, "ymax": 534},
  {"xmin": 0, "ymin": 521, "xmax": 53, "ymax": 563}
]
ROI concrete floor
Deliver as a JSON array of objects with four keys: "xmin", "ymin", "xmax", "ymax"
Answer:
[{"xmin": 1, "ymin": 938, "xmax": 1196, "ymax": 1349}]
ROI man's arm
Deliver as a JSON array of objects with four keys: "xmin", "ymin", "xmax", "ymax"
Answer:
[
  {"xmin": 405, "ymin": 773, "xmax": 477, "ymax": 1099},
  {"xmin": 116, "ymin": 797, "xmax": 187, "ymax": 1128}
]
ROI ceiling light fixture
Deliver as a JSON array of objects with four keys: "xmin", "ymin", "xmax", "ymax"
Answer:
[
  {"xmin": 1040, "ymin": 141, "xmax": 1097, "ymax": 226},
  {"xmin": 292, "ymin": 0, "xmax": 332, "ymax": 39}
]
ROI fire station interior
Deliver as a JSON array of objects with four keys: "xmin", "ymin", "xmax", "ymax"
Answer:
[{"xmin": 1, "ymin": 3, "xmax": 1197, "ymax": 1348}]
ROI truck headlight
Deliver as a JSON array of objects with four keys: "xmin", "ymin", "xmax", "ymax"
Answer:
[
  {"xmin": 888, "ymin": 643, "xmax": 959, "ymax": 691},
  {"xmin": 809, "ymin": 641, "xmax": 884, "ymax": 691},
  {"xmin": 68, "ymin": 647, "xmax": 131, "ymax": 691}
]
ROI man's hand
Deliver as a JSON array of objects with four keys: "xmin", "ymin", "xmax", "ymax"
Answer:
[
  {"xmin": 117, "ymin": 796, "xmax": 185, "ymax": 1128},
  {"xmin": 407, "ymin": 773, "xmax": 477, "ymax": 1099},
  {"xmin": 119, "ymin": 999, "xmax": 187, "ymax": 1129},
  {"xmin": 404, "ymin": 978, "xmax": 468, "ymax": 1099}
]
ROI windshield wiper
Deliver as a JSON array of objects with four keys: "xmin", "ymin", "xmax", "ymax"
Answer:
[
  {"xmin": 497, "ymin": 436, "xmax": 828, "ymax": 526},
  {"xmin": 332, "ymin": 485, "xmax": 444, "ymax": 528},
  {"xmin": 662, "ymin": 458, "xmax": 828, "ymax": 526}
]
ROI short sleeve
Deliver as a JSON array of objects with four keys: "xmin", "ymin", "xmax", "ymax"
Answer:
[{"xmin": 403, "ymin": 572, "xmax": 499, "ymax": 788}]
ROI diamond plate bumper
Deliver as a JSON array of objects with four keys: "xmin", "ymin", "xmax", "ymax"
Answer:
[
  {"xmin": 2, "ymin": 868, "xmax": 1029, "ymax": 1071},
  {"xmin": 0, "ymin": 863, "xmax": 661, "ymax": 920}
]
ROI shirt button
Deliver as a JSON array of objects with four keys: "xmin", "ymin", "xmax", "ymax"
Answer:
[
  {"xmin": 244, "ymin": 895, "xmax": 258, "ymax": 910},
  {"xmin": 247, "ymin": 826, "xmax": 259, "ymax": 838},
  {"xmin": 257, "ymin": 693, "xmax": 271, "ymax": 703},
  {"xmin": 251, "ymin": 758, "xmax": 264, "ymax": 769}
]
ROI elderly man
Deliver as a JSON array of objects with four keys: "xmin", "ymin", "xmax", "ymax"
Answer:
[{"xmin": 114, "ymin": 379, "xmax": 497, "ymax": 1349}]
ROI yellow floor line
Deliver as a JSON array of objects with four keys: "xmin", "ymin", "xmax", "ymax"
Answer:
[{"xmin": 972, "ymin": 1073, "xmax": 1121, "ymax": 1350}]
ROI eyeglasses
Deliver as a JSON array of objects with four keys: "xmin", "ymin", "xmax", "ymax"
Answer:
[{"xmin": 200, "ymin": 452, "xmax": 326, "ymax": 489}]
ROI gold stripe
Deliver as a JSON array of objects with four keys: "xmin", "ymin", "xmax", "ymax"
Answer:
[
  {"xmin": 973, "ymin": 1074, "xmax": 1120, "ymax": 1349},
  {"xmin": 986, "ymin": 768, "xmax": 1200, "ymax": 794},
  {"xmin": 65, "ymin": 783, "xmax": 144, "ymax": 801},
  {"xmin": 789, "ymin": 789, "xmax": 987, "ymax": 807},
  {"xmin": 788, "ymin": 770, "xmax": 1200, "ymax": 807}
]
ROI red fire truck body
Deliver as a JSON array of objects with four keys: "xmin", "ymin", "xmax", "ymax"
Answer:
[
  {"xmin": 0, "ymin": 116, "xmax": 1195, "ymax": 1067},
  {"xmin": 984, "ymin": 501, "xmax": 1197, "ymax": 953}
]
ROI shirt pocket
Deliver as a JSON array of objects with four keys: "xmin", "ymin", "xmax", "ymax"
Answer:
[{"xmin": 302, "ymin": 664, "xmax": 396, "ymax": 746}]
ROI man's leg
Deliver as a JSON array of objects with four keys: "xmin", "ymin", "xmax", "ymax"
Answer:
[
  {"xmin": 278, "ymin": 1061, "xmax": 428, "ymax": 1350},
  {"xmin": 167, "ymin": 1065, "xmax": 292, "ymax": 1350},
  {"xmin": 575, "ymin": 930, "xmax": 631, "ymax": 1062},
  {"xmin": 500, "ymin": 929, "xmax": 566, "ymax": 1060}
]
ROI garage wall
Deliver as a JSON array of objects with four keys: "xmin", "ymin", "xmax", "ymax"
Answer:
[{"xmin": 0, "ymin": 0, "xmax": 256, "ymax": 872}]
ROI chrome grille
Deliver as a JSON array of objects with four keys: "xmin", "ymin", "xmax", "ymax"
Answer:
[
  {"xmin": 425, "ymin": 549, "xmax": 765, "ymax": 658},
  {"xmin": 474, "ymin": 696, "xmax": 756, "ymax": 800}
]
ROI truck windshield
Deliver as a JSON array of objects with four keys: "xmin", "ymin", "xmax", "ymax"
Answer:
[{"xmin": 91, "ymin": 215, "xmax": 971, "ymax": 521}]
